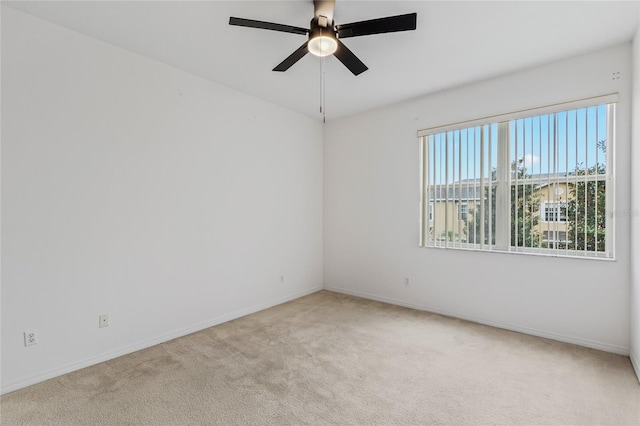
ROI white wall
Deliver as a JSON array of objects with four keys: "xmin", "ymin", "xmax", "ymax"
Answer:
[
  {"xmin": 631, "ymin": 11, "xmax": 640, "ymax": 381},
  {"xmin": 1, "ymin": 7, "xmax": 323, "ymax": 393},
  {"xmin": 324, "ymin": 44, "xmax": 633, "ymax": 354}
]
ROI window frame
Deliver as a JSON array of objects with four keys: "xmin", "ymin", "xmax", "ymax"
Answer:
[{"xmin": 418, "ymin": 94, "xmax": 616, "ymax": 259}]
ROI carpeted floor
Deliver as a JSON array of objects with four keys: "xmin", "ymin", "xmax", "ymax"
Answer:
[{"xmin": 1, "ymin": 290, "xmax": 639, "ymax": 425}]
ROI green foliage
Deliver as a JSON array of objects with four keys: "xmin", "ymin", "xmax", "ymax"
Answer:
[
  {"xmin": 441, "ymin": 230, "xmax": 458, "ymax": 242},
  {"xmin": 509, "ymin": 161, "xmax": 540, "ymax": 248},
  {"xmin": 566, "ymin": 164, "xmax": 607, "ymax": 252},
  {"xmin": 510, "ymin": 182, "xmax": 541, "ymax": 248}
]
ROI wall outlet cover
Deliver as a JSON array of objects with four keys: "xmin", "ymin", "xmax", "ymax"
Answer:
[{"xmin": 24, "ymin": 330, "xmax": 39, "ymax": 346}]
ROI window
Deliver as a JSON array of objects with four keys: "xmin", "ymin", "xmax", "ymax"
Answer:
[
  {"xmin": 458, "ymin": 203, "xmax": 468, "ymax": 221},
  {"xmin": 541, "ymin": 201, "xmax": 567, "ymax": 222},
  {"xmin": 543, "ymin": 230, "xmax": 567, "ymax": 243},
  {"xmin": 419, "ymin": 95, "xmax": 615, "ymax": 258}
]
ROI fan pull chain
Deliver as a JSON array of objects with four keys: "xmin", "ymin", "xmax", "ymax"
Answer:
[
  {"xmin": 320, "ymin": 56, "xmax": 326, "ymax": 123},
  {"xmin": 319, "ymin": 54, "xmax": 322, "ymax": 115}
]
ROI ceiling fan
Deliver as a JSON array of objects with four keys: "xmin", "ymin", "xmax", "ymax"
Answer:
[{"xmin": 229, "ymin": 0, "xmax": 417, "ymax": 76}]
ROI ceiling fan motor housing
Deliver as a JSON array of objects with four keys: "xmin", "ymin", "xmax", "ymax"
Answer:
[{"xmin": 310, "ymin": 17, "xmax": 335, "ymax": 38}]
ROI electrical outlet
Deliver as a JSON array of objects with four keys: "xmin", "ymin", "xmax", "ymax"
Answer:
[
  {"xmin": 404, "ymin": 277, "xmax": 411, "ymax": 286},
  {"xmin": 99, "ymin": 313, "xmax": 109, "ymax": 328},
  {"xmin": 24, "ymin": 330, "xmax": 39, "ymax": 346}
]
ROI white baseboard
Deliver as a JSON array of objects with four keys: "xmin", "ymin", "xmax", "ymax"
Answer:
[
  {"xmin": 631, "ymin": 351, "xmax": 640, "ymax": 384},
  {"xmin": 324, "ymin": 286, "xmax": 630, "ymax": 356},
  {"xmin": 1, "ymin": 286, "xmax": 323, "ymax": 395}
]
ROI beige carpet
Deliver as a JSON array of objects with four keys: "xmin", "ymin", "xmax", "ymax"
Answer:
[{"xmin": 1, "ymin": 290, "xmax": 639, "ymax": 425}]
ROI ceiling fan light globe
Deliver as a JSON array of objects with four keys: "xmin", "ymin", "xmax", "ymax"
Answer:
[{"xmin": 308, "ymin": 36, "xmax": 337, "ymax": 57}]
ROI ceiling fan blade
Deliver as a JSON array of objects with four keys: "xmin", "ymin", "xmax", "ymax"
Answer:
[
  {"xmin": 336, "ymin": 13, "xmax": 417, "ymax": 38},
  {"xmin": 273, "ymin": 41, "xmax": 310, "ymax": 72},
  {"xmin": 229, "ymin": 17, "xmax": 308, "ymax": 36},
  {"xmin": 333, "ymin": 40, "xmax": 368, "ymax": 76},
  {"xmin": 313, "ymin": 0, "xmax": 335, "ymax": 24}
]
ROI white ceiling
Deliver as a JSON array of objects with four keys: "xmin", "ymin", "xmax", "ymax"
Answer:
[{"xmin": 4, "ymin": 1, "xmax": 639, "ymax": 121}]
